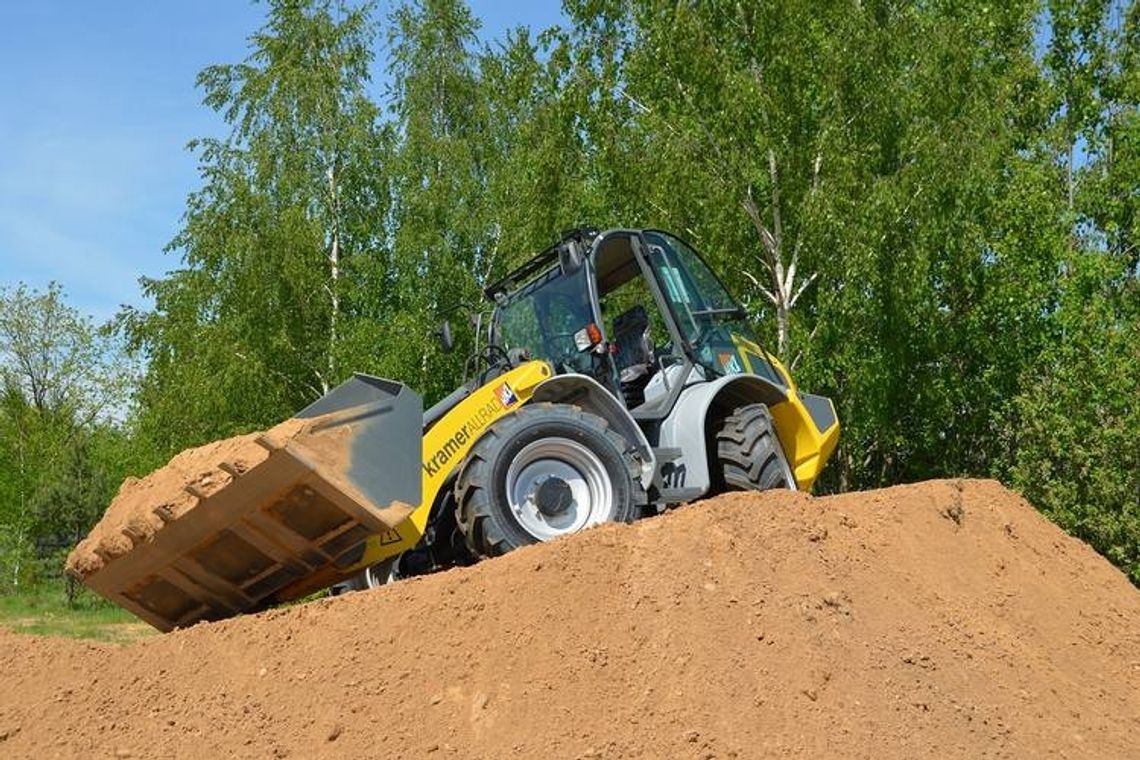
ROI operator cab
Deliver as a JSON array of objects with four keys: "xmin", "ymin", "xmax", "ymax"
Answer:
[
  {"xmin": 487, "ymin": 228, "xmax": 785, "ymax": 417},
  {"xmin": 592, "ymin": 233, "xmax": 668, "ymax": 407}
]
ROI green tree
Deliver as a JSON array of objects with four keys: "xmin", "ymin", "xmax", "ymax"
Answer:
[
  {"xmin": 1075, "ymin": 0, "xmax": 1139, "ymax": 268},
  {"xmin": 1007, "ymin": 253, "xmax": 1140, "ymax": 582},
  {"xmin": 124, "ymin": 0, "xmax": 390, "ymax": 455},
  {"xmin": 477, "ymin": 27, "xmax": 595, "ymax": 257},
  {"xmin": 0, "ymin": 283, "xmax": 134, "ymax": 594},
  {"xmin": 1003, "ymin": 0, "xmax": 1140, "ymax": 583},
  {"xmin": 381, "ymin": 0, "xmax": 494, "ymax": 400}
]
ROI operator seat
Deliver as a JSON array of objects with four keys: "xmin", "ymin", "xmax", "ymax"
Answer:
[{"xmin": 611, "ymin": 305, "xmax": 654, "ymax": 408}]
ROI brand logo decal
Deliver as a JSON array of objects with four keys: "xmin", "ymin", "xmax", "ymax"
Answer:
[
  {"xmin": 422, "ymin": 394, "xmax": 507, "ymax": 477},
  {"xmin": 719, "ymin": 352, "xmax": 743, "ymax": 375},
  {"xmin": 495, "ymin": 382, "xmax": 519, "ymax": 408},
  {"xmin": 661, "ymin": 461, "xmax": 687, "ymax": 489}
]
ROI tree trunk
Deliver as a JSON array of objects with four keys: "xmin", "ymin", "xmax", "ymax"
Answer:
[
  {"xmin": 776, "ymin": 303, "xmax": 790, "ymax": 358},
  {"xmin": 325, "ymin": 164, "xmax": 341, "ymax": 396},
  {"xmin": 740, "ymin": 150, "xmax": 818, "ymax": 363},
  {"xmin": 13, "ymin": 420, "xmax": 26, "ymax": 591},
  {"xmin": 1067, "ymin": 141, "xmax": 1075, "ymax": 214}
]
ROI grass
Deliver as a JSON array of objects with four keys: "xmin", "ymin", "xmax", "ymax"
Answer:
[{"xmin": 0, "ymin": 588, "xmax": 155, "ymax": 644}]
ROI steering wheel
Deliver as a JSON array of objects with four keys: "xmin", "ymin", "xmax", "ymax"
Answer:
[{"xmin": 465, "ymin": 343, "xmax": 514, "ymax": 384}]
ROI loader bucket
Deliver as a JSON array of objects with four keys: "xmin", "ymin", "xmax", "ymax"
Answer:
[{"xmin": 70, "ymin": 374, "xmax": 422, "ymax": 632}]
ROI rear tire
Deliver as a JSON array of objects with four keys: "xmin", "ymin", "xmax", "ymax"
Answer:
[
  {"xmin": 456, "ymin": 404, "xmax": 644, "ymax": 557},
  {"xmin": 715, "ymin": 403, "xmax": 795, "ymax": 491}
]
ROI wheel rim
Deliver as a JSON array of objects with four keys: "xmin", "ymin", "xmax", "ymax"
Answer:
[
  {"xmin": 363, "ymin": 557, "xmax": 399, "ymax": 589},
  {"xmin": 504, "ymin": 437, "xmax": 615, "ymax": 541}
]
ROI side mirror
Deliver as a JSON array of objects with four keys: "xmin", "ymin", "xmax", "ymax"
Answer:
[
  {"xmin": 435, "ymin": 320, "xmax": 454, "ymax": 353},
  {"xmin": 559, "ymin": 239, "xmax": 584, "ymax": 275}
]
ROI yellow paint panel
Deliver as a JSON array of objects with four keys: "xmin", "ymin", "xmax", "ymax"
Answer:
[
  {"xmin": 352, "ymin": 360, "xmax": 553, "ymax": 569},
  {"xmin": 733, "ymin": 335, "xmax": 839, "ymax": 492},
  {"xmin": 770, "ymin": 398, "xmax": 839, "ymax": 492}
]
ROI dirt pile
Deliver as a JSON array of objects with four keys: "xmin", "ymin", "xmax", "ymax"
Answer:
[{"xmin": 7, "ymin": 480, "xmax": 1139, "ymax": 759}]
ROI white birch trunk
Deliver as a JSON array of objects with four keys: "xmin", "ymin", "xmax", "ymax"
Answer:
[
  {"xmin": 741, "ymin": 150, "xmax": 819, "ymax": 362},
  {"xmin": 324, "ymin": 164, "xmax": 341, "ymax": 396}
]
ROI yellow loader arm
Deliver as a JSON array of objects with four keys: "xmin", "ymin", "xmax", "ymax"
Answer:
[{"xmin": 351, "ymin": 360, "xmax": 554, "ymax": 571}]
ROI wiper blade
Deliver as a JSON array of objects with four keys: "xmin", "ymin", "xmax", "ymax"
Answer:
[{"xmin": 688, "ymin": 306, "xmax": 745, "ymax": 318}]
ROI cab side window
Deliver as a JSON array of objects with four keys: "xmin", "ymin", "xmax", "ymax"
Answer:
[{"xmin": 600, "ymin": 273, "xmax": 669, "ymax": 363}]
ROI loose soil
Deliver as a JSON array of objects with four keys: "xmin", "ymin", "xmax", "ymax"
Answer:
[
  {"xmin": 64, "ymin": 419, "xmax": 310, "ymax": 580},
  {"xmin": 8, "ymin": 480, "xmax": 1140, "ymax": 759}
]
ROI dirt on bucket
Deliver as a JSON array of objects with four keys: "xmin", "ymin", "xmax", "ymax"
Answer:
[{"xmin": 63, "ymin": 419, "xmax": 310, "ymax": 581}]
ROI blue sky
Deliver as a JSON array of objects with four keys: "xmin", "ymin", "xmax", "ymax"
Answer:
[{"xmin": 0, "ymin": 1, "xmax": 564, "ymax": 322}]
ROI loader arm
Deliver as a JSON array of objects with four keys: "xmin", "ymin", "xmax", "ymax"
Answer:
[{"xmin": 348, "ymin": 360, "xmax": 555, "ymax": 571}]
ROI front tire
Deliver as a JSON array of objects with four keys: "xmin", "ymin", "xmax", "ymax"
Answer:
[
  {"xmin": 456, "ymin": 404, "xmax": 644, "ymax": 557},
  {"xmin": 715, "ymin": 403, "xmax": 795, "ymax": 491}
]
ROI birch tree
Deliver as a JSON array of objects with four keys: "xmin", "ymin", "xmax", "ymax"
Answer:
[
  {"xmin": 126, "ymin": 0, "xmax": 389, "ymax": 452},
  {"xmin": 740, "ymin": 151, "xmax": 821, "ymax": 362}
]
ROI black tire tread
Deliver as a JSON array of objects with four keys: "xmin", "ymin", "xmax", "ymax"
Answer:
[
  {"xmin": 714, "ymin": 403, "xmax": 792, "ymax": 492},
  {"xmin": 455, "ymin": 403, "xmax": 644, "ymax": 558}
]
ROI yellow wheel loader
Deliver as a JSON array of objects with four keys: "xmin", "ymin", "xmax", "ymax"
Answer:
[
  {"xmin": 336, "ymin": 228, "xmax": 839, "ymax": 590},
  {"xmin": 74, "ymin": 228, "xmax": 839, "ymax": 630}
]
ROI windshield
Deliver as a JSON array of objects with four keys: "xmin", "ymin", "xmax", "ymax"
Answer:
[
  {"xmin": 494, "ymin": 264, "xmax": 597, "ymax": 373},
  {"xmin": 644, "ymin": 228, "xmax": 746, "ymax": 346},
  {"xmin": 642, "ymin": 231, "xmax": 739, "ymax": 337},
  {"xmin": 642, "ymin": 231, "xmax": 782, "ymax": 384}
]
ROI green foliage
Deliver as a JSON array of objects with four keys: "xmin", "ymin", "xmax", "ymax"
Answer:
[
  {"xmin": 1006, "ymin": 254, "xmax": 1140, "ymax": 580},
  {"xmin": 383, "ymin": 0, "xmax": 490, "ymax": 399},
  {"xmin": 0, "ymin": 587, "xmax": 150, "ymax": 642},
  {"xmin": 2, "ymin": 0, "xmax": 1138, "ymax": 595},
  {"xmin": 122, "ymin": 0, "xmax": 391, "ymax": 457},
  {"xmin": 0, "ymin": 283, "xmax": 137, "ymax": 596}
]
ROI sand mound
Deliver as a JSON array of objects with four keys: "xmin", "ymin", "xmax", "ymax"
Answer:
[{"xmin": 7, "ymin": 480, "xmax": 1139, "ymax": 759}]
